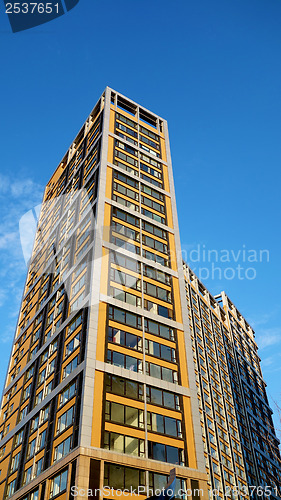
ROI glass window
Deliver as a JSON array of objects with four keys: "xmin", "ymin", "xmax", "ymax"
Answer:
[
  {"xmin": 105, "ymin": 374, "xmax": 143, "ymax": 400},
  {"xmin": 104, "ymin": 463, "xmax": 145, "ymax": 490},
  {"xmin": 150, "ymin": 442, "xmax": 165, "ymax": 462},
  {"xmin": 34, "ymin": 457, "xmax": 43, "ymax": 477},
  {"xmin": 54, "ymin": 436, "xmax": 71, "ymax": 462},
  {"xmin": 57, "ymin": 406, "xmax": 74, "ymax": 434},
  {"xmin": 50, "ymin": 469, "xmax": 68, "ymax": 498},
  {"xmin": 40, "ymin": 404, "xmax": 50, "ymax": 424},
  {"xmin": 27, "ymin": 438, "xmax": 36, "ymax": 458},
  {"xmin": 126, "ymin": 406, "xmax": 143, "ymax": 427},
  {"xmin": 65, "ymin": 334, "xmax": 80, "ymax": 357},
  {"xmin": 106, "ymin": 402, "xmax": 144, "ymax": 428},
  {"xmin": 67, "ymin": 312, "xmax": 83, "ymax": 337},
  {"xmin": 149, "ymin": 363, "xmax": 161, "ymax": 379},
  {"xmin": 108, "ymin": 327, "xmax": 142, "ymax": 351},
  {"xmin": 23, "ymin": 465, "xmax": 33, "ymax": 485},
  {"xmin": 144, "ymin": 319, "xmax": 174, "ymax": 340},
  {"xmin": 60, "ymin": 380, "xmax": 76, "ymax": 407},
  {"xmin": 108, "ymin": 350, "xmax": 142, "ymax": 373},
  {"xmin": 112, "ymin": 434, "xmax": 125, "ymax": 453},
  {"xmin": 37, "ymin": 369, "xmax": 46, "ymax": 386},
  {"xmin": 148, "ymin": 387, "xmax": 163, "ymax": 405},
  {"xmin": 148, "ymin": 442, "xmax": 184, "ymax": 465},
  {"xmin": 146, "ymin": 360, "xmax": 178, "ymax": 382},
  {"xmin": 127, "ymin": 355, "xmax": 140, "ymax": 372},
  {"xmin": 145, "ymin": 340, "xmax": 176, "ymax": 363},
  {"xmin": 150, "ymin": 413, "xmax": 164, "ymax": 433},
  {"xmin": 110, "ymin": 375, "xmax": 125, "ymax": 396},
  {"xmin": 63, "ymin": 355, "xmax": 78, "ymax": 379},
  {"xmin": 109, "ymin": 306, "xmax": 142, "ymax": 329},
  {"xmin": 111, "ymin": 351, "xmax": 124, "ymax": 368},
  {"xmin": 105, "ymin": 463, "xmax": 124, "ymax": 490},
  {"xmin": 163, "ymin": 391, "xmax": 177, "ymax": 409},
  {"xmin": 37, "ymin": 429, "xmax": 47, "ymax": 450},
  {"xmin": 127, "ymin": 379, "xmax": 142, "ymax": 399},
  {"xmin": 104, "ymin": 432, "xmax": 144, "ymax": 457},
  {"xmin": 5, "ymin": 479, "xmax": 16, "ymax": 499},
  {"xmin": 108, "ymin": 402, "xmax": 124, "ymax": 424},
  {"xmin": 165, "ymin": 416, "xmax": 179, "ymax": 437},
  {"xmin": 22, "ymin": 489, "xmax": 39, "ymax": 500},
  {"xmin": 167, "ymin": 445, "xmax": 181, "ymax": 464},
  {"xmin": 14, "ymin": 429, "xmax": 24, "ymax": 447},
  {"xmin": 10, "ymin": 452, "xmax": 20, "ymax": 473},
  {"xmin": 125, "ymin": 436, "xmax": 139, "ymax": 456}
]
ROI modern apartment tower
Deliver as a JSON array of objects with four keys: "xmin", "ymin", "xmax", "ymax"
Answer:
[
  {"xmin": 184, "ymin": 266, "xmax": 281, "ymax": 500},
  {"xmin": 217, "ymin": 292, "xmax": 281, "ymax": 498},
  {"xmin": 0, "ymin": 88, "xmax": 280, "ymax": 500},
  {"xmin": 0, "ymin": 88, "xmax": 208, "ymax": 500}
]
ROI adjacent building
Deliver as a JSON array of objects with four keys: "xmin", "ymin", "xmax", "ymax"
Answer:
[
  {"xmin": 184, "ymin": 265, "xmax": 281, "ymax": 500},
  {"xmin": 0, "ymin": 88, "xmax": 280, "ymax": 500}
]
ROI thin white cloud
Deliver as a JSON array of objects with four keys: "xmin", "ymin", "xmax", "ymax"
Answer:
[
  {"xmin": 11, "ymin": 179, "xmax": 40, "ymax": 198},
  {"xmin": 0, "ymin": 231, "xmax": 17, "ymax": 250},
  {"xmin": 256, "ymin": 327, "xmax": 281, "ymax": 350},
  {"xmin": 0, "ymin": 175, "xmax": 9, "ymax": 195},
  {"xmin": 261, "ymin": 356, "xmax": 275, "ymax": 367},
  {"xmin": 0, "ymin": 173, "xmax": 44, "ymax": 311},
  {"xmin": 0, "ymin": 289, "xmax": 7, "ymax": 308},
  {"xmin": 0, "ymin": 175, "xmax": 43, "ymax": 199},
  {"xmin": 248, "ymin": 306, "xmax": 281, "ymax": 329},
  {"xmin": 0, "ymin": 324, "xmax": 16, "ymax": 344}
]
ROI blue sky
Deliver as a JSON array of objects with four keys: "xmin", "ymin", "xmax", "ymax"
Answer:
[{"xmin": 0, "ymin": 0, "xmax": 281, "ymax": 431}]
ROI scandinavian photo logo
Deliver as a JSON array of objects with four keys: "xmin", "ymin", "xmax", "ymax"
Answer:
[{"xmin": 182, "ymin": 243, "xmax": 270, "ymax": 282}]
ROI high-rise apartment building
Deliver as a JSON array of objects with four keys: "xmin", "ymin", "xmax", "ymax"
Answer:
[
  {"xmin": 0, "ymin": 88, "xmax": 208, "ymax": 500},
  {"xmin": 184, "ymin": 266, "xmax": 281, "ymax": 500},
  {"xmin": 0, "ymin": 88, "xmax": 280, "ymax": 500}
]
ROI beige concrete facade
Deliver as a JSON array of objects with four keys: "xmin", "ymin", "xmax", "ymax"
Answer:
[{"xmin": 0, "ymin": 89, "xmax": 208, "ymax": 500}]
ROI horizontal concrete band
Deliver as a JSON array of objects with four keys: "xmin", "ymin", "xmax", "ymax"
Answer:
[
  {"xmin": 7, "ymin": 445, "xmax": 208, "ymax": 500},
  {"xmin": 95, "ymin": 361, "xmax": 191, "ymax": 396}
]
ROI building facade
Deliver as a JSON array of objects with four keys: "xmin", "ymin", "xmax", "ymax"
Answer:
[
  {"xmin": 217, "ymin": 292, "xmax": 281, "ymax": 498},
  {"xmin": 0, "ymin": 88, "xmax": 208, "ymax": 500},
  {"xmin": 184, "ymin": 265, "xmax": 281, "ymax": 500},
  {"xmin": 0, "ymin": 88, "xmax": 280, "ymax": 500}
]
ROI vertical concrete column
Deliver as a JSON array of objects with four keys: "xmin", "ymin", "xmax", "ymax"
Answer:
[
  {"xmin": 79, "ymin": 87, "xmax": 111, "ymax": 451},
  {"xmin": 74, "ymin": 454, "xmax": 91, "ymax": 500}
]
